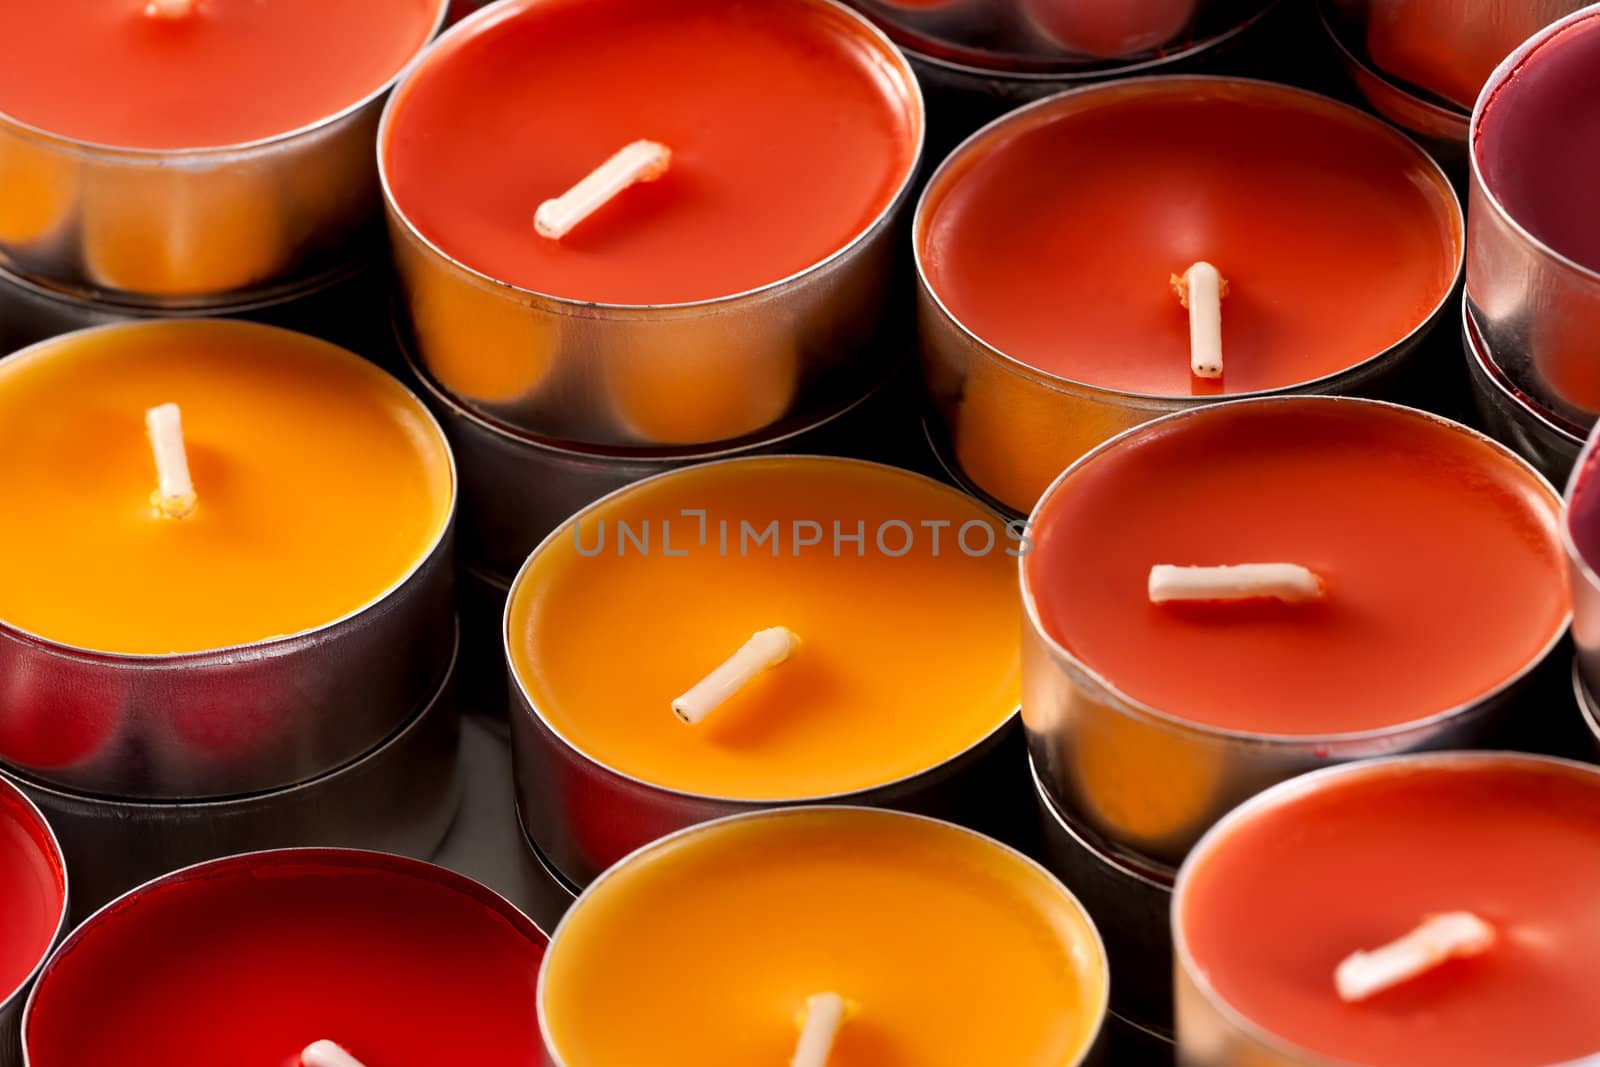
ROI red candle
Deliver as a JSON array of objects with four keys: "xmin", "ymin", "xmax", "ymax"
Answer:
[
  {"xmin": 1176, "ymin": 755, "xmax": 1600, "ymax": 1066},
  {"xmin": 1024, "ymin": 399, "xmax": 1566, "ymax": 734},
  {"xmin": 23, "ymin": 851, "xmax": 545, "ymax": 1066},
  {"xmin": 1023, "ymin": 0, "xmax": 1198, "ymax": 58},
  {"xmin": 381, "ymin": 0, "xmax": 920, "ymax": 305},
  {"xmin": 0, "ymin": 781, "xmax": 63, "ymax": 1011},
  {"xmin": 0, "ymin": 0, "xmax": 440, "ymax": 150}
]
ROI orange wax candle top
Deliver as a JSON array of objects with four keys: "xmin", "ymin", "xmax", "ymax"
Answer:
[
  {"xmin": 918, "ymin": 79, "xmax": 1459, "ymax": 396},
  {"xmin": 382, "ymin": 0, "xmax": 920, "ymax": 305},
  {"xmin": 1179, "ymin": 757, "xmax": 1600, "ymax": 1066},
  {"xmin": 0, "ymin": 321, "xmax": 452, "ymax": 656},
  {"xmin": 541, "ymin": 808, "xmax": 1107, "ymax": 1066},
  {"xmin": 507, "ymin": 457, "xmax": 1020, "ymax": 799},
  {"xmin": 1024, "ymin": 399, "xmax": 1566, "ymax": 734},
  {"xmin": 0, "ymin": 0, "xmax": 440, "ymax": 150}
]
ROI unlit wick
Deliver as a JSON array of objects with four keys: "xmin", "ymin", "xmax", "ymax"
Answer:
[
  {"xmin": 790, "ymin": 992, "xmax": 851, "ymax": 1067},
  {"xmin": 144, "ymin": 402, "xmax": 197, "ymax": 519},
  {"xmin": 1171, "ymin": 261, "xmax": 1228, "ymax": 379},
  {"xmin": 1335, "ymin": 912, "xmax": 1495, "ymax": 1002},
  {"xmin": 144, "ymin": 0, "xmax": 198, "ymax": 18},
  {"xmin": 672, "ymin": 627, "xmax": 799, "ymax": 725},
  {"xmin": 1148, "ymin": 564, "xmax": 1324, "ymax": 604},
  {"xmin": 301, "ymin": 1041, "xmax": 368, "ymax": 1067},
  {"xmin": 534, "ymin": 139, "xmax": 673, "ymax": 240}
]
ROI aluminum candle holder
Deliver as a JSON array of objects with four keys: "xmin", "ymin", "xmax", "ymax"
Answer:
[
  {"xmin": 0, "ymin": 779, "xmax": 66, "ymax": 1067},
  {"xmin": 3, "ymin": 628, "xmax": 462, "ymax": 920},
  {"xmin": 1463, "ymin": 298, "xmax": 1584, "ymax": 486},
  {"xmin": 1467, "ymin": 4, "xmax": 1600, "ymax": 433},
  {"xmin": 0, "ymin": 0, "xmax": 447, "ymax": 307},
  {"xmin": 1573, "ymin": 660, "xmax": 1600, "ymax": 758},
  {"xmin": 380, "ymin": 0, "xmax": 925, "ymax": 451}
]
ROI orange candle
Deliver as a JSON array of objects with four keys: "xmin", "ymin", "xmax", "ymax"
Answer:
[
  {"xmin": 917, "ymin": 78, "xmax": 1461, "ymax": 512},
  {"xmin": 1176, "ymin": 755, "xmax": 1600, "ymax": 1067},
  {"xmin": 540, "ymin": 807, "xmax": 1107, "ymax": 1066}
]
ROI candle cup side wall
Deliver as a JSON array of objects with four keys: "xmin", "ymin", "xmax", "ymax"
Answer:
[{"xmin": 1463, "ymin": 299, "xmax": 1583, "ymax": 486}]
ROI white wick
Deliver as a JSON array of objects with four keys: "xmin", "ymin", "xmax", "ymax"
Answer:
[
  {"xmin": 1171, "ymin": 261, "xmax": 1228, "ymax": 379},
  {"xmin": 1335, "ymin": 912, "xmax": 1495, "ymax": 1003},
  {"xmin": 1149, "ymin": 564, "xmax": 1324, "ymax": 604},
  {"xmin": 301, "ymin": 1041, "xmax": 368, "ymax": 1067},
  {"xmin": 671, "ymin": 627, "xmax": 799, "ymax": 725},
  {"xmin": 144, "ymin": 402, "xmax": 197, "ymax": 519},
  {"xmin": 791, "ymin": 993, "xmax": 851, "ymax": 1067},
  {"xmin": 143, "ymin": 0, "xmax": 197, "ymax": 18},
  {"xmin": 534, "ymin": 140, "xmax": 672, "ymax": 241}
]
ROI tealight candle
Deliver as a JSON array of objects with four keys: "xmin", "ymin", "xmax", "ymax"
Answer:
[
  {"xmin": 506, "ymin": 456, "xmax": 1022, "ymax": 885},
  {"xmin": 0, "ymin": 320, "xmax": 455, "ymax": 798},
  {"xmin": 1022, "ymin": 397, "xmax": 1567, "ymax": 866},
  {"xmin": 1175, "ymin": 753, "xmax": 1600, "ymax": 1066},
  {"xmin": 0, "ymin": 0, "xmax": 446, "ymax": 299},
  {"xmin": 917, "ymin": 76, "xmax": 1461, "ymax": 513},
  {"xmin": 0, "ymin": 778, "xmax": 65, "ymax": 1067},
  {"xmin": 381, "ymin": 0, "xmax": 923, "ymax": 446},
  {"xmin": 22, "ymin": 850, "xmax": 546, "ymax": 1067},
  {"xmin": 539, "ymin": 807, "xmax": 1107, "ymax": 1066}
]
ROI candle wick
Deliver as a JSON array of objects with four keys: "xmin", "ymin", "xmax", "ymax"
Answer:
[
  {"xmin": 1170, "ymin": 261, "xmax": 1228, "ymax": 380},
  {"xmin": 1148, "ymin": 563, "xmax": 1324, "ymax": 604},
  {"xmin": 534, "ymin": 139, "xmax": 673, "ymax": 241},
  {"xmin": 143, "ymin": 0, "xmax": 198, "ymax": 19},
  {"xmin": 144, "ymin": 402, "xmax": 197, "ymax": 520},
  {"xmin": 790, "ymin": 992, "xmax": 853, "ymax": 1067},
  {"xmin": 1335, "ymin": 912, "xmax": 1495, "ymax": 1003},
  {"xmin": 671, "ymin": 626, "xmax": 799, "ymax": 725},
  {"xmin": 301, "ymin": 1041, "xmax": 368, "ymax": 1067}
]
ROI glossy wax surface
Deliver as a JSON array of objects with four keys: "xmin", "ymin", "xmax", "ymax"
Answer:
[
  {"xmin": 25, "ymin": 858, "xmax": 546, "ymax": 1065},
  {"xmin": 0, "ymin": 322, "xmax": 452, "ymax": 655},
  {"xmin": 508, "ymin": 458, "xmax": 1019, "ymax": 799},
  {"xmin": 920, "ymin": 80, "xmax": 1458, "ymax": 395},
  {"xmin": 1181, "ymin": 760, "xmax": 1600, "ymax": 1066},
  {"xmin": 383, "ymin": 0, "xmax": 919, "ymax": 304},
  {"xmin": 0, "ymin": 788, "xmax": 62, "ymax": 1006},
  {"xmin": 1476, "ymin": 13, "xmax": 1600, "ymax": 274},
  {"xmin": 1026, "ymin": 401, "xmax": 1565, "ymax": 734},
  {"xmin": 543, "ymin": 809, "xmax": 1105, "ymax": 1066},
  {"xmin": 0, "ymin": 0, "xmax": 438, "ymax": 149}
]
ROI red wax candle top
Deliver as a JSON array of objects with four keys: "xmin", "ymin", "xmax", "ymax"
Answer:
[
  {"xmin": 919, "ymin": 80, "xmax": 1459, "ymax": 395},
  {"xmin": 0, "ymin": 786, "xmax": 62, "ymax": 1006},
  {"xmin": 1024, "ymin": 400, "xmax": 1566, "ymax": 734},
  {"xmin": 1180, "ymin": 758, "xmax": 1600, "ymax": 1066},
  {"xmin": 382, "ymin": 0, "xmax": 920, "ymax": 305},
  {"xmin": 1475, "ymin": 12, "xmax": 1600, "ymax": 274},
  {"xmin": 25, "ymin": 853, "xmax": 546, "ymax": 1066},
  {"xmin": 0, "ymin": 0, "xmax": 439, "ymax": 150}
]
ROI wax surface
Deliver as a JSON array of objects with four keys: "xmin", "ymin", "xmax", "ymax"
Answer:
[
  {"xmin": 0, "ymin": 789, "xmax": 61, "ymax": 1006},
  {"xmin": 543, "ymin": 809, "xmax": 1104, "ymax": 1065},
  {"xmin": 920, "ymin": 81, "xmax": 1458, "ymax": 395},
  {"xmin": 25, "ymin": 859, "xmax": 545, "ymax": 1065},
  {"xmin": 1181, "ymin": 760, "xmax": 1600, "ymax": 1066},
  {"xmin": 508, "ymin": 458, "xmax": 1019, "ymax": 798},
  {"xmin": 0, "ymin": 321, "xmax": 452, "ymax": 655},
  {"xmin": 1026, "ymin": 401, "xmax": 1565, "ymax": 733},
  {"xmin": 383, "ymin": 0, "xmax": 918, "ymax": 304},
  {"xmin": 1476, "ymin": 13, "xmax": 1600, "ymax": 274},
  {"xmin": 0, "ymin": 0, "xmax": 437, "ymax": 149}
]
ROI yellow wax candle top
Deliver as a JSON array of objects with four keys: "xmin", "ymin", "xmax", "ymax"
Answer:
[
  {"xmin": 506, "ymin": 457, "xmax": 1021, "ymax": 799},
  {"xmin": 541, "ymin": 808, "xmax": 1108, "ymax": 1066},
  {"xmin": 0, "ymin": 320, "xmax": 453, "ymax": 655}
]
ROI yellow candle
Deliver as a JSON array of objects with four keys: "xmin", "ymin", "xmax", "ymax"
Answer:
[
  {"xmin": 540, "ymin": 807, "xmax": 1108, "ymax": 1066},
  {"xmin": 506, "ymin": 457, "xmax": 1021, "ymax": 799},
  {"xmin": 0, "ymin": 320, "xmax": 453, "ymax": 655}
]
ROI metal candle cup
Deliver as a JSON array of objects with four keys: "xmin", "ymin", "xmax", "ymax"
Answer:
[
  {"xmin": 1462, "ymin": 297, "xmax": 1584, "ymax": 485},
  {"xmin": 0, "ymin": 780, "xmax": 66, "ymax": 1067},
  {"xmin": 0, "ymin": 1, "xmax": 447, "ymax": 306},
  {"xmin": 1467, "ymin": 5, "xmax": 1600, "ymax": 432},
  {"xmin": 1021, "ymin": 396, "xmax": 1569, "ymax": 870},
  {"xmin": 379, "ymin": 0, "xmax": 924, "ymax": 450},
  {"xmin": 0, "ymin": 322, "xmax": 456, "ymax": 799},
  {"xmin": 916, "ymin": 77, "xmax": 1463, "ymax": 517}
]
